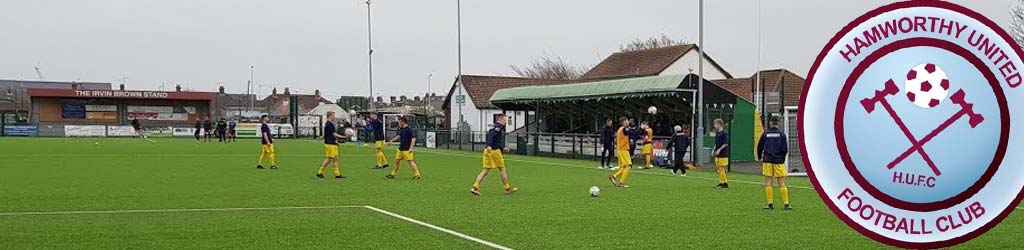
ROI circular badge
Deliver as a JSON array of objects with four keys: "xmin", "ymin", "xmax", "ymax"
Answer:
[{"xmin": 801, "ymin": 1, "xmax": 1024, "ymax": 248}]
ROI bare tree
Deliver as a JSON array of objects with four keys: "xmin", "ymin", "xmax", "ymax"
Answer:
[
  {"xmin": 510, "ymin": 55, "xmax": 586, "ymax": 80},
  {"xmin": 1012, "ymin": 0, "xmax": 1024, "ymax": 48},
  {"xmin": 619, "ymin": 34, "xmax": 689, "ymax": 52},
  {"xmin": 509, "ymin": 34, "xmax": 687, "ymax": 79}
]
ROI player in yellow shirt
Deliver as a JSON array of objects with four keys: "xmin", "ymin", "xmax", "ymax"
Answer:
[
  {"xmin": 316, "ymin": 111, "xmax": 345, "ymax": 179},
  {"xmin": 641, "ymin": 121, "xmax": 654, "ymax": 169},
  {"xmin": 609, "ymin": 117, "xmax": 633, "ymax": 188}
]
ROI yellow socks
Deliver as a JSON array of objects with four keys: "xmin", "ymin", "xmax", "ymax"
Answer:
[
  {"xmin": 375, "ymin": 151, "xmax": 388, "ymax": 166},
  {"xmin": 765, "ymin": 186, "xmax": 774, "ymax": 204},
  {"xmin": 472, "ymin": 181, "xmax": 481, "ymax": 190},
  {"xmin": 717, "ymin": 166, "xmax": 728, "ymax": 183},
  {"xmin": 317, "ymin": 165, "xmax": 326, "ymax": 175},
  {"xmin": 620, "ymin": 166, "xmax": 632, "ymax": 183},
  {"xmin": 333, "ymin": 166, "xmax": 341, "ymax": 176},
  {"xmin": 780, "ymin": 186, "xmax": 790, "ymax": 205}
]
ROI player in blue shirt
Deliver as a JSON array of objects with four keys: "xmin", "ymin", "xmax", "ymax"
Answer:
[
  {"xmin": 256, "ymin": 115, "xmax": 277, "ymax": 169},
  {"xmin": 758, "ymin": 116, "xmax": 791, "ymax": 210},
  {"xmin": 316, "ymin": 111, "xmax": 345, "ymax": 179},
  {"xmin": 666, "ymin": 124, "xmax": 690, "ymax": 176},
  {"xmin": 369, "ymin": 112, "xmax": 390, "ymax": 169},
  {"xmin": 714, "ymin": 118, "xmax": 729, "ymax": 188},
  {"xmin": 600, "ymin": 119, "xmax": 615, "ymax": 169},
  {"xmin": 385, "ymin": 116, "xmax": 421, "ymax": 180},
  {"xmin": 470, "ymin": 114, "xmax": 518, "ymax": 195}
]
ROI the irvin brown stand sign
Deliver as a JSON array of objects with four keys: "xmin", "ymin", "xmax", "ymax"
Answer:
[{"xmin": 801, "ymin": 1, "xmax": 1024, "ymax": 248}]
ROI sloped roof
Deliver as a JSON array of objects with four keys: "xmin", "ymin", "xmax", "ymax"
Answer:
[
  {"xmin": 490, "ymin": 74, "xmax": 687, "ymax": 103},
  {"xmin": 581, "ymin": 44, "xmax": 733, "ymax": 80},
  {"xmin": 442, "ymin": 75, "xmax": 570, "ymax": 109},
  {"xmin": 711, "ymin": 69, "xmax": 806, "ymax": 107}
]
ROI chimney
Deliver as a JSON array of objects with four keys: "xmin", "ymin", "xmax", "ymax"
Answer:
[
  {"xmin": 119, "ymin": 84, "xmax": 125, "ymax": 91},
  {"xmin": 271, "ymin": 87, "xmax": 278, "ymax": 96},
  {"xmin": 283, "ymin": 87, "xmax": 290, "ymax": 96},
  {"xmin": 315, "ymin": 89, "xmax": 321, "ymax": 97},
  {"xmin": 376, "ymin": 96, "xmax": 383, "ymax": 102},
  {"xmin": 175, "ymin": 84, "xmax": 182, "ymax": 92},
  {"xmin": 390, "ymin": 96, "xmax": 397, "ymax": 103},
  {"xmin": 414, "ymin": 96, "xmax": 421, "ymax": 102},
  {"xmin": 400, "ymin": 95, "xmax": 407, "ymax": 102},
  {"xmin": 71, "ymin": 82, "xmax": 78, "ymax": 90},
  {"xmin": 218, "ymin": 85, "xmax": 225, "ymax": 94}
]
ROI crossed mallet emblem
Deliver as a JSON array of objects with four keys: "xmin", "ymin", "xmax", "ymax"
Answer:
[{"xmin": 859, "ymin": 79, "xmax": 984, "ymax": 176}]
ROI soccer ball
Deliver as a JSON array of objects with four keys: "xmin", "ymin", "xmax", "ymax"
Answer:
[
  {"xmin": 648, "ymin": 106, "xmax": 658, "ymax": 115},
  {"xmin": 589, "ymin": 186, "xmax": 601, "ymax": 197},
  {"xmin": 344, "ymin": 128, "xmax": 355, "ymax": 137},
  {"xmin": 904, "ymin": 63, "xmax": 950, "ymax": 109}
]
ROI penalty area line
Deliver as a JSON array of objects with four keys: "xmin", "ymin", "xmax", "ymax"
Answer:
[
  {"xmin": 0, "ymin": 205, "xmax": 366, "ymax": 216},
  {"xmin": 0, "ymin": 205, "xmax": 514, "ymax": 250}
]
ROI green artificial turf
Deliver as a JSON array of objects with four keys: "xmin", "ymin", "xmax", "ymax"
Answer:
[{"xmin": 0, "ymin": 138, "xmax": 1019, "ymax": 249}]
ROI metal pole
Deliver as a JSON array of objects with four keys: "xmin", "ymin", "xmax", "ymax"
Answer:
[
  {"xmin": 456, "ymin": 0, "xmax": 464, "ymax": 134},
  {"xmin": 367, "ymin": 0, "xmax": 375, "ymax": 112},
  {"xmin": 754, "ymin": 0, "xmax": 763, "ymax": 113},
  {"xmin": 427, "ymin": 73, "xmax": 433, "ymax": 110},
  {"xmin": 695, "ymin": 0, "xmax": 706, "ymax": 165},
  {"xmin": 248, "ymin": 66, "xmax": 254, "ymax": 112}
]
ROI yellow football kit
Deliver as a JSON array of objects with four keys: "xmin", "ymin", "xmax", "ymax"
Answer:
[
  {"xmin": 325, "ymin": 144, "xmax": 339, "ymax": 158},
  {"xmin": 611, "ymin": 127, "xmax": 632, "ymax": 185}
]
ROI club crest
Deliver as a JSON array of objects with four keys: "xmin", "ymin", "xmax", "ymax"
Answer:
[{"xmin": 801, "ymin": 1, "xmax": 1024, "ymax": 248}]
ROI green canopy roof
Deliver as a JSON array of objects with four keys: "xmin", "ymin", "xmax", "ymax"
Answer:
[{"xmin": 490, "ymin": 74, "xmax": 689, "ymax": 104}]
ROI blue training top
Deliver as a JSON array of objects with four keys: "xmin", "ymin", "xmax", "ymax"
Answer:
[
  {"xmin": 757, "ymin": 127, "xmax": 789, "ymax": 164},
  {"xmin": 261, "ymin": 123, "xmax": 273, "ymax": 145},
  {"xmin": 486, "ymin": 123, "xmax": 506, "ymax": 150},
  {"xmin": 398, "ymin": 126, "xmax": 415, "ymax": 151},
  {"xmin": 324, "ymin": 121, "xmax": 337, "ymax": 144}
]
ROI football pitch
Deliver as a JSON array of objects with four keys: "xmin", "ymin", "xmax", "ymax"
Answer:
[{"xmin": 0, "ymin": 138, "xmax": 1020, "ymax": 249}]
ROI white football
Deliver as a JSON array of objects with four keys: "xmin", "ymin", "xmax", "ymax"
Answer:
[
  {"xmin": 589, "ymin": 186, "xmax": 601, "ymax": 197},
  {"xmin": 344, "ymin": 128, "xmax": 355, "ymax": 137},
  {"xmin": 904, "ymin": 63, "xmax": 950, "ymax": 109},
  {"xmin": 648, "ymin": 106, "xmax": 658, "ymax": 114}
]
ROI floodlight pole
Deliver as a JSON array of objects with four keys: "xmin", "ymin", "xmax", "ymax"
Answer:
[
  {"xmin": 695, "ymin": 0, "xmax": 706, "ymax": 164},
  {"xmin": 249, "ymin": 65, "xmax": 254, "ymax": 112},
  {"xmin": 427, "ymin": 73, "xmax": 433, "ymax": 108},
  {"xmin": 456, "ymin": 0, "xmax": 464, "ymax": 132},
  {"xmin": 366, "ymin": 0, "xmax": 375, "ymax": 112}
]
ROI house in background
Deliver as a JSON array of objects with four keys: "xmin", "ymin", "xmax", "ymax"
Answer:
[
  {"xmin": 580, "ymin": 44, "xmax": 732, "ymax": 80},
  {"xmin": 442, "ymin": 75, "xmax": 568, "ymax": 133}
]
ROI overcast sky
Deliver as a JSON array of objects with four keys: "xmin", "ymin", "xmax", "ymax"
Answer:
[{"xmin": 0, "ymin": 0, "xmax": 1011, "ymax": 99}]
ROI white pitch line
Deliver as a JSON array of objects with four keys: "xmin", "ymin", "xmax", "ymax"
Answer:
[
  {"xmin": 363, "ymin": 206, "xmax": 513, "ymax": 250},
  {"xmin": 0, "ymin": 205, "xmax": 365, "ymax": 216},
  {"xmin": 416, "ymin": 149, "xmax": 815, "ymax": 190},
  {"xmin": 0, "ymin": 205, "xmax": 513, "ymax": 250}
]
